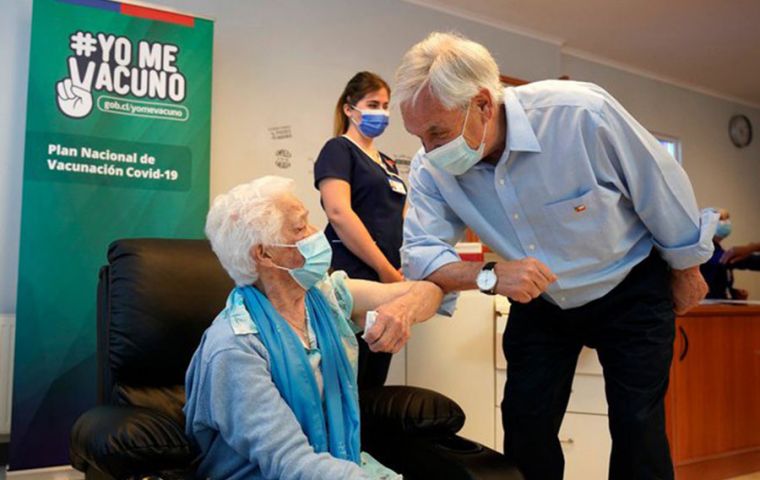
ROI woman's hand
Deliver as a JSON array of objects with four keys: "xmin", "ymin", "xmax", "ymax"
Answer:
[
  {"xmin": 363, "ymin": 302, "xmax": 412, "ymax": 353},
  {"xmin": 348, "ymin": 279, "xmax": 444, "ymax": 352}
]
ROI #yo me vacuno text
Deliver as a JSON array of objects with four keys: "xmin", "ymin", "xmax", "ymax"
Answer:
[{"xmin": 57, "ymin": 31, "xmax": 187, "ymax": 119}]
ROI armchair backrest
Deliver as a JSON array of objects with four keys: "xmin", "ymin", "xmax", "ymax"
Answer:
[
  {"xmin": 97, "ymin": 238, "xmax": 395, "ymax": 427},
  {"xmin": 97, "ymin": 239, "xmax": 233, "ymax": 426}
]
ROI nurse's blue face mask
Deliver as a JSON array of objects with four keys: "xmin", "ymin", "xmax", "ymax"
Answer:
[
  {"xmin": 269, "ymin": 231, "xmax": 332, "ymax": 290},
  {"xmin": 351, "ymin": 105, "xmax": 389, "ymax": 138}
]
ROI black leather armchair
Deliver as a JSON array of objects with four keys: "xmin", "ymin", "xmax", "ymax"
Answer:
[{"xmin": 70, "ymin": 239, "xmax": 522, "ymax": 479}]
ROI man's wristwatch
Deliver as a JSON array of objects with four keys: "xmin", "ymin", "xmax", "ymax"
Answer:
[{"xmin": 476, "ymin": 261, "xmax": 498, "ymax": 295}]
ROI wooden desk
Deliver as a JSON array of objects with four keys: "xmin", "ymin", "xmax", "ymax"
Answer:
[{"xmin": 667, "ymin": 304, "xmax": 760, "ymax": 479}]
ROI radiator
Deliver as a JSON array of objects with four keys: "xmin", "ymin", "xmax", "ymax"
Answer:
[{"xmin": 0, "ymin": 313, "xmax": 15, "ymax": 435}]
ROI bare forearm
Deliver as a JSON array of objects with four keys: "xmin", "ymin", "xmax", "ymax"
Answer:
[
  {"xmin": 426, "ymin": 261, "xmax": 483, "ymax": 293},
  {"xmin": 426, "ymin": 257, "xmax": 557, "ymax": 303},
  {"xmin": 348, "ymin": 279, "xmax": 441, "ymax": 324},
  {"xmin": 392, "ymin": 281, "xmax": 444, "ymax": 324}
]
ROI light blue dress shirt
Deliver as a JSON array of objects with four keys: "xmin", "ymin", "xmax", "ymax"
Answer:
[{"xmin": 402, "ymin": 80, "xmax": 718, "ymax": 312}]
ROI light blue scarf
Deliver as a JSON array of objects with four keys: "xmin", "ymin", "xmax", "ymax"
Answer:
[{"xmin": 238, "ymin": 284, "xmax": 361, "ymax": 464}]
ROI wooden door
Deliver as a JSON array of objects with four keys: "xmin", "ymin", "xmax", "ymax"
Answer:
[{"xmin": 668, "ymin": 305, "xmax": 760, "ymax": 479}]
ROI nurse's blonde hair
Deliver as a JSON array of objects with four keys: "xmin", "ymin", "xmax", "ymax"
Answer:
[{"xmin": 395, "ymin": 32, "xmax": 504, "ymax": 109}]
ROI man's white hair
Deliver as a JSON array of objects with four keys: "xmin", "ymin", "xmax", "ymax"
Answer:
[
  {"xmin": 205, "ymin": 176, "xmax": 294, "ymax": 286},
  {"xmin": 395, "ymin": 32, "xmax": 504, "ymax": 110}
]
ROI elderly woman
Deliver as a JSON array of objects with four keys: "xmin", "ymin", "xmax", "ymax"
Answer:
[{"xmin": 184, "ymin": 176, "xmax": 443, "ymax": 479}]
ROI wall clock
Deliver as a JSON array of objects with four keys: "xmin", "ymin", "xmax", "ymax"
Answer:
[{"xmin": 729, "ymin": 114, "xmax": 752, "ymax": 148}]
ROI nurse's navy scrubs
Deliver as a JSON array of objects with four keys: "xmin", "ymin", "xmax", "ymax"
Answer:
[
  {"xmin": 313, "ymin": 136, "xmax": 407, "ymax": 281},
  {"xmin": 314, "ymin": 135, "xmax": 407, "ymax": 389}
]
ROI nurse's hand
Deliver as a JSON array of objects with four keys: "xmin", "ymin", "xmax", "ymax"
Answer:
[
  {"xmin": 363, "ymin": 301, "xmax": 411, "ymax": 353},
  {"xmin": 671, "ymin": 266, "xmax": 708, "ymax": 314},
  {"xmin": 378, "ymin": 265, "xmax": 404, "ymax": 283},
  {"xmin": 494, "ymin": 258, "xmax": 557, "ymax": 303}
]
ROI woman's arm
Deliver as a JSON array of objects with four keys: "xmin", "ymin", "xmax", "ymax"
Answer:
[
  {"xmin": 319, "ymin": 178, "xmax": 403, "ymax": 283},
  {"xmin": 721, "ymin": 242, "xmax": 760, "ymax": 265},
  {"xmin": 345, "ymin": 279, "xmax": 443, "ymax": 353}
]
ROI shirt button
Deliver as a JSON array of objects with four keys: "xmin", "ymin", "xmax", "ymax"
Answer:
[
  {"xmin": 528, "ymin": 244, "xmax": 536, "ymax": 251},
  {"xmin": 560, "ymin": 296, "xmax": 567, "ymax": 302},
  {"xmin": 499, "ymin": 179, "xmax": 505, "ymax": 185},
  {"xmin": 513, "ymin": 213, "xmax": 520, "ymax": 220}
]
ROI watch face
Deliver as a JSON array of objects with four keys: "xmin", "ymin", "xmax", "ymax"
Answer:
[
  {"xmin": 477, "ymin": 268, "xmax": 498, "ymax": 291},
  {"xmin": 729, "ymin": 114, "xmax": 752, "ymax": 148}
]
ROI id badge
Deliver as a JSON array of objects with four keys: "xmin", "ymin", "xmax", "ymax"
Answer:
[{"xmin": 388, "ymin": 177, "xmax": 407, "ymax": 195}]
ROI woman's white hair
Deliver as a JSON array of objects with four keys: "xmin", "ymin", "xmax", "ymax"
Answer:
[
  {"xmin": 205, "ymin": 176, "xmax": 294, "ymax": 286},
  {"xmin": 395, "ymin": 32, "xmax": 504, "ymax": 110}
]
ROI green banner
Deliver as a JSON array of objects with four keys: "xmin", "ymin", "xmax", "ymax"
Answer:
[{"xmin": 11, "ymin": 0, "xmax": 213, "ymax": 469}]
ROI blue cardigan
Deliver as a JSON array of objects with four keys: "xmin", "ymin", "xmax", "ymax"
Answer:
[{"xmin": 183, "ymin": 272, "xmax": 375, "ymax": 480}]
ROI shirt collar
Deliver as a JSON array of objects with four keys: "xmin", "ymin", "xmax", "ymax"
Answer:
[{"xmin": 503, "ymin": 87, "xmax": 542, "ymax": 154}]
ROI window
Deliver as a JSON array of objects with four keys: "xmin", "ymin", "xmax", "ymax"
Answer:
[{"xmin": 654, "ymin": 134, "xmax": 682, "ymax": 164}]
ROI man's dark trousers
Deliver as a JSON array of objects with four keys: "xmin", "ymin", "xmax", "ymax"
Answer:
[{"xmin": 502, "ymin": 252, "xmax": 675, "ymax": 480}]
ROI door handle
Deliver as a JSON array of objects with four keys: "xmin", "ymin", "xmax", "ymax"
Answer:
[{"xmin": 678, "ymin": 326, "xmax": 689, "ymax": 362}]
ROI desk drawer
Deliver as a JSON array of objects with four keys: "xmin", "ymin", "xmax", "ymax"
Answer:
[
  {"xmin": 567, "ymin": 374, "xmax": 607, "ymax": 415},
  {"xmin": 560, "ymin": 412, "xmax": 611, "ymax": 480}
]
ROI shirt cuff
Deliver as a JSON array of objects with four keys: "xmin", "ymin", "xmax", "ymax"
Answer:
[
  {"xmin": 401, "ymin": 247, "xmax": 461, "ymax": 316},
  {"xmin": 436, "ymin": 292, "xmax": 460, "ymax": 317},
  {"xmin": 401, "ymin": 246, "xmax": 460, "ymax": 281},
  {"xmin": 654, "ymin": 208, "xmax": 719, "ymax": 270}
]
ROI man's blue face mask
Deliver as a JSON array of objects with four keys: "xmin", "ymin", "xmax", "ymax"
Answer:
[
  {"xmin": 351, "ymin": 106, "xmax": 389, "ymax": 138},
  {"xmin": 270, "ymin": 231, "xmax": 332, "ymax": 290},
  {"xmin": 424, "ymin": 102, "xmax": 489, "ymax": 176}
]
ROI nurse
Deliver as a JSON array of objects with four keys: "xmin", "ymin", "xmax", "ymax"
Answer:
[{"xmin": 314, "ymin": 71, "xmax": 407, "ymax": 387}]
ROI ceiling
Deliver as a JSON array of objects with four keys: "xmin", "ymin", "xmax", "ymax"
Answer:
[{"xmin": 406, "ymin": 0, "xmax": 760, "ymax": 107}]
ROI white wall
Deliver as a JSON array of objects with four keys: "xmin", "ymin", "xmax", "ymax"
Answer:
[
  {"xmin": 1, "ymin": 2, "xmax": 758, "ymax": 318},
  {"xmin": 0, "ymin": 0, "xmax": 560, "ymax": 315},
  {"xmin": 561, "ymin": 54, "xmax": 760, "ymax": 296},
  {"xmin": 0, "ymin": 3, "xmax": 30, "ymax": 314}
]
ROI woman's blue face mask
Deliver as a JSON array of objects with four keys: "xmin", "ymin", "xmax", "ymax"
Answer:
[
  {"xmin": 351, "ymin": 105, "xmax": 389, "ymax": 138},
  {"xmin": 270, "ymin": 231, "xmax": 332, "ymax": 290}
]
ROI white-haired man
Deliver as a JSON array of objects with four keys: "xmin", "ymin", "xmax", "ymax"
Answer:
[{"xmin": 396, "ymin": 32, "xmax": 717, "ymax": 480}]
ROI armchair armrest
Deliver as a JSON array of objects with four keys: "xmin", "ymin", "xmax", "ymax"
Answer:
[
  {"xmin": 360, "ymin": 385, "xmax": 465, "ymax": 436},
  {"xmin": 70, "ymin": 405, "xmax": 196, "ymax": 478}
]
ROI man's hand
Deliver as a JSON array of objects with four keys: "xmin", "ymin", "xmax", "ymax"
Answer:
[
  {"xmin": 494, "ymin": 258, "xmax": 557, "ymax": 303},
  {"xmin": 363, "ymin": 301, "xmax": 412, "ymax": 354},
  {"xmin": 671, "ymin": 266, "xmax": 708, "ymax": 315}
]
